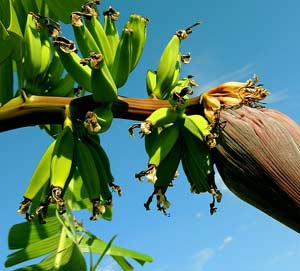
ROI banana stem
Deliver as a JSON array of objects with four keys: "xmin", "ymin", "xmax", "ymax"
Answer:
[{"xmin": 0, "ymin": 94, "xmax": 203, "ymax": 132}]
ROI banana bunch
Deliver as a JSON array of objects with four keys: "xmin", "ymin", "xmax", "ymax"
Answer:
[
  {"xmin": 68, "ymin": 1, "xmax": 148, "ymax": 92},
  {"xmin": 146, "ymin": 22, "xmax": 200, "ymax": 99},
  {"xmin": 18, "ymin": 113, "xmax": 121, "ymax": 222},
  {"xmin": 129, "ymin": 105, "xmax": 222, "ymax": 215}
]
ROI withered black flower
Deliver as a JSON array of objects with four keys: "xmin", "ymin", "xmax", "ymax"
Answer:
[{"xmin": 213, "ymin": 105, "xmax": 300, "ymax": 232}]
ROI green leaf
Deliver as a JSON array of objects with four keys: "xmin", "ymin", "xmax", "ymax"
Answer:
[
  {"xmin": 79, "ymin": 234, "xmax": 153, "ymax": 267},
  {"xmin": 111, "ymin": 255, "xmax": 134, "ymax": 271},
  {"xmin": 92, "ymin": 235, "xmax": 117, "ymax": 271},
  {"xmin": 8, "ymin": 216, "xmax": 61, "ymax": 249},
  {"xmin": 5, "ymin": 234, "xmax": 60, "ymax": 267}
]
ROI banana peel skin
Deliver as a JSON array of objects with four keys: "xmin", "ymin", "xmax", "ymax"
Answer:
[{"xmin": 213, "ymin": 105, "xmax": 300, "ymax": 232}]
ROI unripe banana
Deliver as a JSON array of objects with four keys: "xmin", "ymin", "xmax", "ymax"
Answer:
[
  {"xmin": 126, "ymin": 13, "xmax": 149, "ymax": 72},
  {"xmin": 111, "ymin": 27, "xmax": 133, "ymax": 88},
  {"xmin": 145, "ymin": 107, "xmax": 179, "ymax": 129},
  {"xmin": 84, "ymin": 14, "xmax": 114, "ymax": 69},
  {"xmin": 75, "ymin": 139, "xmax": 103, "ymax": 220},
  {"xmin": 146, "ymin": 69, "xmax": 156, "ymax": 97},
  {"xmin": 49, "ymin": 116, "xmax": 75, "ymax": 212},
  {"xmin": 71, "ymin": 13, "xmax": 100, "ymax": 58},
  {"xmin": 183, "ymin": 114, "xmax": 211, "ymax": 142},
  {"xmin": 93, "ymin": 103, "xmax": 113, "ymax": 133},
  {"xmin": 181, "ymin": 128, "xmax": 215, "ymax": 194},
  {"xmin": 152, "ymin": 34, "xmax": 180, "ymax": 99},
  {"xmin": 38, "ymin": 29, "xmax": 52, "ymax": 78},
  {"xmin": 17, "ymin": 140, "xmax": 56, "ymax": 215},
  {"xmin": 54, "ymin": 39, "xmax": 92, "ymax": 91},
  {"xmin": 88, "ymin": 51, "xmax": 118, "ymax": 102},
  {"xmin": 148, "ymin": 123, "xmax": 180, "ymax": 168},
  {"xmin": 45, "ymin": 51, "xmax": 64, "ymax": 87},
  {"xmin": 103, "ymin": 7, "xmax": 120, "ymax": 57},
  {"xmin": 23, "ymin": 13, "xmax": 42, "ymax": 81},
  {"xmin": 153, "ymin": 23, "xmax": 201, "ymax": 99},
  {"xmin": 46, "ymin": 74, "xmax": 74, "ymax": 97}
]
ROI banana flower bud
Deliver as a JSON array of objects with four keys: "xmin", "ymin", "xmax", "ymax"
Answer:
[{"xmin": 213, "ymin": 105, "xmax": 300, "ymax": 232}]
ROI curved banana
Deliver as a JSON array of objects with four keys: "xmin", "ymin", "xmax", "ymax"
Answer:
[
  {"xmin": 75, "ymin": 139, "xmax": 102, "ymax": 220},
  {"xmin": 146, "ymin": 69, "xmax": 156, "ymax": 97},
  {"xmin": 126, "ymin": 13, "xmax": 149, "ymax": 72},
  {"xmin": 181, "ymin": 128, "xmax": 218, "ymax": 197},
  {"xmin": 84, "ymin": 13, "xmax": 114, "ymax": 69},
  {"xmin": 46, "ymin": 73, "xmax": 74, "ymax": 97},
  {"xmin": 183, "ymin": 114, "xmax": 211, "ymax": 142},
  {"xmin": 89, "ymin": 51, "xmax": 118, "ymax": 102},
  {"xmin": 45, "ymin": 50, "xmax": 65, "ymax": 88},
  {"xmin": 49, "ymin": 116, "xmax": 75, "ymax": 213},
  {"xmin": 54, "ymin": 39, "xmax": 92, "ymax": 91},
  {"xmin": 136, "ymin": 123, "xmax": 180, "ymax": 183},
  {"xmin": 92, "ymin": 103, "xmax": 114, "ymax": 133},
  {"xmin": 111, "ymin": 27, "xmax": 133, "ymax": 88},
  {"xmin": 23, "ymin": 13, "xmax": 42, "ymax": 82},
  {"xmin": 72, "ymin": 13, "xmax": 100, "ymax": 58},
  {"xmin": 17, "ymin": 139, "xmax": 56, "ymax": 215},
  {"xmin": 103, "ymin": 6, "xmax": 120, "ymax": 57}
]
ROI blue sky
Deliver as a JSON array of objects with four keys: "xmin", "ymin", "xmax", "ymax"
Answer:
[{"xmin": 1, "ymin": 0, "xmax": 300, "ymax": 270}]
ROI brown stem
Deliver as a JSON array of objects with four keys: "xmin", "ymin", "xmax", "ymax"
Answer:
[{"xmin": 0, "ymin": 94, "xmax": 203, "ymax": 132}]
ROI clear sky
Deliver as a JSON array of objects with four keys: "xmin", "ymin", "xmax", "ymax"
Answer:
[{"xmin": 1, "ymin": 0, "xmax": 300, "ymax": 270}]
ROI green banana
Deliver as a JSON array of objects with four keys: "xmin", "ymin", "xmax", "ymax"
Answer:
[
  {"xmin": 37, "ymin": 27, "xmax": 52, "ymax": 78},
  {"xmin": 152, "ymin": 34, "xmax": 181, "ymax": 99},
  {"xmin": 146, "ymin": 69, "xmax": 156, "ymax": 97},
  {"xmin": 83, "ymin": 133, "xmax": 117, "ymax": 189},
  {"xmin": 181, "ymin": 128, "xmax": 215, "ymax": 194},
  {"xmin": 72, "ymin": 13, "xmax": 101, "ymax": 58},
  {"xmin": 89, "ymin": 51, "xmax": 118, "ymax": 102},
  {"xmin": 145, "ymin": 107, "xmax": 178, "ymax": 129},
  {"xmin": 183, "ymin": 114, "xmax": 211, "ymax": 141},
  {"xmin": 148, "ymin": 123, "xmax": 180, "ymax": 167},
  {"xmin": 111, "ymin": 27, "xmax": 133, "ymax": 88},
  {"xmin": 145, "ymin": 139, "xmax": 181, "ymax": 213},
  {"xmin": 126, "ymin": 13, "xmax": 149, "ymax": 72},
  {"xmin": 49, "ymin": 116, "xmax": 75, "ymax": 213},
  {"xmin": 103, "ymin": 6, "xmax": 120, "ymax": 57},
  {"xmin": 45, "ymin": 50, "xmax": 65, "ymax": 87},
  {"xmin": 23, "ymin": 13, "xmax": 42, "ymax": 82},
  {"xmin": 54, "ymin": 38, "xmax": 92, "ymax": 91},
  {"xmin": 84, "ymin": 13, "xmax": 114, "ymax": 69},
  {"xmin": 74, "ymin": 139, "xmax": 102, "ymax": 220},
  {"xmin": 17, "ymin": 139, "xmax": 56, "ymax": 215},
  {"xmin": 0, "ymin": 58, "xmax": 13, "ymax": 106},
  {"xmin": 84, "ymin": 140, "xmax": 113, "ymax": 202},
  {"xmin": 92, "ymin": 103, "xmax": 113, "ymax": 133},
  {"xmin": 153, "ymin": 23, "xmax": 200, "ymax": 99},
  {"xmin": 46, "ymin": 73, "xmax": 74, "ymax": 97},
  {"xmin": 136, "ymin": 123, "xmax": 181, "ymax": 183}
]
